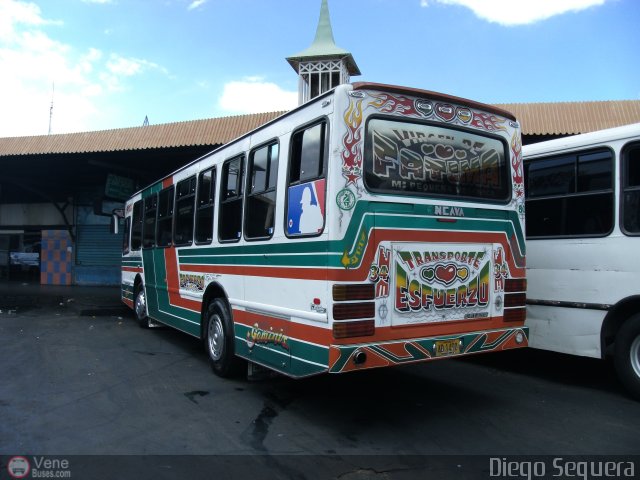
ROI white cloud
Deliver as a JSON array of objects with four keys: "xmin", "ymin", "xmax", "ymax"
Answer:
[
  {"xmin": 421, "ymin": 0, "xmax": 608, "ymax": 26},
  {"xmin": 187, "ymin": 0, "xmax": 207, "ymax": 11},
  {"xmin": 0, "ymin": 0, "xmax": 166, "ymax": 136},
  {"xmin": 218, "ymin": 79, "xmax": 297, "ymax": 114}
]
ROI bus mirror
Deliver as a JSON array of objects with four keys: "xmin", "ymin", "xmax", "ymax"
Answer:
[
  {"xmin": 110, "ymin": 214, "xmax": 119, "ymax": 234},
  {"xmin": 110, "ymin": 208, "xmax": 124, "ymax": 235}
]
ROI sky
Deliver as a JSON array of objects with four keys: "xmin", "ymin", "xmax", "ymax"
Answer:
[{"xmin": 0, "ymin": 0, "xmax": 638, "ymax": 137}]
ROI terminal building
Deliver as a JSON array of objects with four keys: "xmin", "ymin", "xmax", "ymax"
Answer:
[{"xmin": 1, "ymin": 0, "xmax": 639, "ymax": 286}]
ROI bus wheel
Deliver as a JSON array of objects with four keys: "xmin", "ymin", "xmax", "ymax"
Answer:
[
  {"xmin": 205, "ymin": 299, "xmax": 244, "ymax": 378},
  {"xmin": 614, "ymin": 314, "xmax": 640, "ymax": 400},
  {"xmin": 134, "ymin": 285, "xmax": 151, "ymax": 328}
]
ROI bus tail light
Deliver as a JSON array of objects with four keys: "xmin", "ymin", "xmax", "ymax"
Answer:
[
  {"xmin": 503, "ymin": 278, "xmax": 526, "ymax": 322},
  {"xmin": 333, "ymin": 320, "xmax": 375, "ymax": 339},
  {"xmin": 505, "ymin": 278, "xmax": 526, "ymax": 293},
  {"xmin": 504, "ymin": 293, "xmax": 526, "ymax": 308},
  {"xmin": 333, "ymin": 302, "xmax": 375, "ymax": 320},
  {"xmin": 332, "ymin": 284, "xmax": 375, "ymax": 301},
  {"xmin": 503, "ymin": 307, "xmax": 526, "ymax": 323}
]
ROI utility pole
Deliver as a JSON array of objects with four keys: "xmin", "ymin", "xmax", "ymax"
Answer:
[{"xmin": 48, "ymin": 82, "xmax": 55, "ymax": 135}]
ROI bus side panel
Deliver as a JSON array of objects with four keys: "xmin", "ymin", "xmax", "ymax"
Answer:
[{"xmin": 142, "ymin": 247, "xmax": 201, "ymax": 337}]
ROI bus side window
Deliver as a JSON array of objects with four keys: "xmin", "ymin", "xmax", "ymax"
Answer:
[
  {"xmin": 122, "ymin": 216, "xmax": 131, "ymax": 254},
  {"xmin": 195, "ymin": 168, "xmax": 216, "ymax": 244},
  {"xmin": 174, "ymin": 176, "xmax": 196, "ymax": 246},
  {"xmin": 156, "ymin": 186, "xmax": 175, "ymax": 248},
  {"xmin": 142, "ymin": 194, "xmax": 158, "ymax": 248},
  {"xmin": 219, "ymin": 155, "xmax": 244, "ymax": 242},
  {"xmin": 287, "ymin": 121, "xmax": 327, "ymax": 237},
  {"xmin": 246, "ymin": 142, "xmax": 279, "ymax": 240},
  {"xmin": 131, "ymin": 200, "xmax": 143, "ymax": 250},
  {"xmin": 525, "ymin": 148, "xmax": 613, "ymax": 237},
  {"xmin": 622, "ymin": 143, "xmax": 640, "ymax": 234}
]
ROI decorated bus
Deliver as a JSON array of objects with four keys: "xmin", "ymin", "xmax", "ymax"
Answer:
[{"xmin": 118, "ymin": 82, "xmax": 528, "ymax": 378}]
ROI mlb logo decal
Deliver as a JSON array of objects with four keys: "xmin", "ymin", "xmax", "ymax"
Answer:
[{"xmin": 287, "ymin": 179, "xmax": 325, "ymax": 235}]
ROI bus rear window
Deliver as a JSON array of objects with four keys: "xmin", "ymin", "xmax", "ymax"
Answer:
[{"xmin": 364, "ymin": 118, "xmax": 509, "ymax": 201}]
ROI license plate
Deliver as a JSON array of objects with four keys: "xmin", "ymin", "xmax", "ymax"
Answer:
[{"xmin": 434, "ymin": 339, "xmax": 461, "ymax": 357}]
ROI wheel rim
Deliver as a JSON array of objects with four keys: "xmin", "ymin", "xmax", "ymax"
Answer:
[
  {"xmin": 208, "ymin": 315, "xmax": 224, "ymax": 361},
  {"xmin": 135, "ymin": 289, "xmax": 146, "ymax": 320},
  {"xmin": 631, "ymin": 335, "xmax": 640, "ymax": 378}
]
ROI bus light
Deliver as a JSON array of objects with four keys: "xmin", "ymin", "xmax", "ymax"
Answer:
[
  {"xmin": 333, "ymin": 320, "xmax": 375, "ymax": 339},
  {"xmin": 333, "ymin": 302, "xmax": 376, "ymax": 320},
  {"xmin": 505, "ymin": 278, "xmax": 527, "ymax": 293},
  {"xmin": 332, "ymin": 284, "xmax": 375, "ymax": 301},
  {"xmin": 504, "ymin": 292, "xmax": 526, "ymax": 308},
  {"xmin": 503, "ymin": 307, "xmax": 526, "ymax": 323}
]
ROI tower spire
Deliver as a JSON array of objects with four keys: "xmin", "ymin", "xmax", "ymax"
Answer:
[{"xmin": 286, "ymin": 0, "xmax": 360, "ymax": 105}]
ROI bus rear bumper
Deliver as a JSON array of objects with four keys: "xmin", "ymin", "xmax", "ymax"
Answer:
[{"xmin": 328, "ymin": 326, "xmax": 529, "ymax": 374}]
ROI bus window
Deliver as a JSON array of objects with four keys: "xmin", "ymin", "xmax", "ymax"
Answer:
[
  {"xmin": 131, "ymin": 200, "xmax": 143, "ymax": 250},
  {"xmin": 142, "ymin": 194, "xmax": 157, "ymax": 248},
  {"xmin": 289, "ymin": 121, "xmax": 326, "ymax": 184},
  {"xmin": 525, "ymin": 148, "xmax": 613, "ymax": 237},
  {"xmin": 195, "ymin": 168, "xmax": 216, "ymax": 244},
  {"xmin": 122, "ymin": 216, "xmax": 131, "ymax": 254},
  {"xmin": 246, "ymin": 142, "xmax": 279, "ymax": 239},
  {"xmin": 156, "ymin": 186, "xmax": 175, "ymax": 247},
  {"xmin": 364, "ymin": 118, "xmax": 509, "ymax": 200},
  {"xmin": 622, "ymin": 142, "xmax": 640, "ymax": 234},
  {"xmin": 286, "ymin": 121, "xmax": 327, "ymax": 237},
  {"xmin": 174, "ymin": 176, "xmax": 196, "ymax": 246},
  {"xmin": 219, "ymin": 156, "xmax": 244, "ymax": 242}
]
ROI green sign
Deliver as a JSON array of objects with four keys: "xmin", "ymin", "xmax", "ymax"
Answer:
[{"xmin": 105, "ymin": 174, "xmax": 135, "ymax": 201}]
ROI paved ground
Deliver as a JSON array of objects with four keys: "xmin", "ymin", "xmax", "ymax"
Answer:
[{"xmin": 1, "ymin": 281, "xmax": 638, "ymax": 478}]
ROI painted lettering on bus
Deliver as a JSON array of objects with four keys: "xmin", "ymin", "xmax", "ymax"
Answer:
[{"xmin": 395, "ymin": 262, "xmax": 490, "ymax": 312}]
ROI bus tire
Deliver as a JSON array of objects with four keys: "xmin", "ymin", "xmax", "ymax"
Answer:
[
  {"xmin": 134, "ymin": 284, "xmax": 151, "ymax": 329},
  {"xmin": 614, "ymin": 314, "xmax": 640, "ymax": 400},
  {"xmin": 205, "ymin": 299, "xmax": 245, "ymax": 378}
]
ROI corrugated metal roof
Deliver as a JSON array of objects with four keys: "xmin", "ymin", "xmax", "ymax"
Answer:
[
  {"xmin": 495, "ymin": 100, "xmax": 640, "ymax": 136},
  {"xmin": 2, "ymin": 100, "xmax": 640, "ymax": 157},
  {"xmin": 0, "ymin": 111, "xmax": 285, "ymax": 156}
]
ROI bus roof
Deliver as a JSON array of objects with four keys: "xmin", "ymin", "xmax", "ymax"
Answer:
[
  {"xmin": 129, "ymin": 82, "xmax": 520, "ymax": 199},
  {"xmin": 523, "ymin": 122, "xmax": 640, "ymax": 157},
  {"xmin": 352, "ymin": 82, "xmax": 518, "ymax": 122}
]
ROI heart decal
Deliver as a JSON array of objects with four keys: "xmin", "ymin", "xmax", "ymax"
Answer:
[
  {"xmin": 457, "ymin": 107, "xmax": 472, "ymax": 124},
  {"xmin": 435, "ymin": 103, "xmax": 455, "ymax": 122},
  {"xmin": 415, "ymin": 99, "xmax": 434, "ymax": 117},
  {"xmin": 435, "ymin": 144, "xmax": 454, "ymax": 160},
  {"xmin": 435, "ymin": 264, "xmax": 457, "ymax": 285}
]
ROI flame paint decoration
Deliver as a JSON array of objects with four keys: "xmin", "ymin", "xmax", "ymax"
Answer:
[
  {"xmin": 470, "ymin": 112, "xmax": 507, "ymax": 132},
  {"xmin": 341, "ymin": 97, "xmax": 364, "ymax": 185},
  {"xmin": 510, "ymin": 131, "xmax": 524, "ymax": 198},
  {"xmin": 368, "ymin": 93, "xmax": 418, "ymax": 116}
]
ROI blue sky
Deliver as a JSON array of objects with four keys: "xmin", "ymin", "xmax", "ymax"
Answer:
[{"xmin": 1, "ymin": 0, "xmax": 638, "ymax": 137}]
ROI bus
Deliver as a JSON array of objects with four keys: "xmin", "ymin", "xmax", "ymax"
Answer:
[
  {"xmin": 523, "ymin": 123, "xmax": 640, "ymax": 399},
  {"xmin": 117, "ymin": 82, "xmax": 528, "ymax": 379}
]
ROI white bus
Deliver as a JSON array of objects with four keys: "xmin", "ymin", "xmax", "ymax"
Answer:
[
  {"xmin": 118, "ymin": 82, "xmax": 529, "ymax": 379},
  {"xmin": 523, "ymin": 123, "xmax": 640, "ymax": 398}
]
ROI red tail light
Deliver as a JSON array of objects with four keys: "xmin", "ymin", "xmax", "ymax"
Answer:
[
  {"xmin": 505, "ymin": 278, "xmax": 527, "ymax": 293},
  {"xmin": 333, "ymin": 302, "xmax": 375, "ymax": 320},
  {"xmin": 503, "ymin": 307, "xmax": 526, "ymax": 322},
  {"xmin": 332, "ymin": 284, "xmax": 375, "ymax": 301},
  {"xmin": 333, "ymin": 320, "xmax": 375, "ymax": 339}
]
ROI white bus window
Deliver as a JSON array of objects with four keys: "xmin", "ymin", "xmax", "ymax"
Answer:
[
  {"xmin": 364, "ymin": 118, "xmax": 509, "ymax": 200},
  {"xmin": 156, "ymin": 186, "xmax": 175, "ymax": 248},
  {"xmin": 525, "ymin": 148, "xmax": 613, "ymax": 238},
  {"xmin": 130, "ymin": 200, "xmax": 143, "ymax": 251},
  {"xmin": 174, "ymin": 176, "xmax": 196, "ymax": 246},
  {"xmin": 246, "ymin": 142, "xmax": 279, "ymax": 240},
  {"xmin": 195, "ymin": 168, "xmax": 215, "ymax": 244},
  {"xmin": 142, "ymin": 194, "xmax": 158, "ymax": 248},
  {"xmin": 219, "ymin": 156, "xmax": 244, "ymax": 242},
  {"xmin": 623, "ymin": 143, "xmax": 640, "ymax": 234}
]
